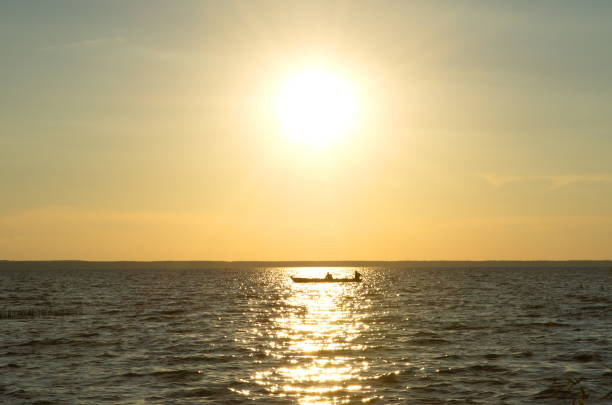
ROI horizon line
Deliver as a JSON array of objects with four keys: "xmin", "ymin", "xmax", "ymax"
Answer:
[{"xmin": 2, "ymin": 259, "xmax": 611, "ymax": 263}]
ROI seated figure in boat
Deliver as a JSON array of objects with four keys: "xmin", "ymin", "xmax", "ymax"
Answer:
[
  {"xmin": 354, "ymin": 271, "xmax": 362, "ymax": 281},
  {"xmin": 325, "ymin": 272, "xmax": 333, "ymax": 280}
]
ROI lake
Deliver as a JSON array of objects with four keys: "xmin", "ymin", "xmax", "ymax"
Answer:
[{"xmin": 1, "ymin": 263, "xmax": 610, "ymax": 404}]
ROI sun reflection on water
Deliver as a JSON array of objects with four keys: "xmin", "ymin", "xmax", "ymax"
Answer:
[{"xmin": 251, "ymin": 267, "xmax": 371, "ymax": 404}]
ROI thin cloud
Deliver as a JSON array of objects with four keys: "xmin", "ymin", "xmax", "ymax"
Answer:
[
  {"xmin": 40, "ymin": 37, "xmax": 181, "ymax": 62},
  {"xmin": 41, "ymin": 37, "xmax": 126, "ymax": 52},
  {"xmin": 548, "ymin": 174, "xmax": 612, "ymax": 189},
  {"xmin": 478, "ymin": 174, "xmax": 530, "ymax": 187},
  {"xmin": 478, "ymin": 173, "xmax": 612, "ymax": 189}
]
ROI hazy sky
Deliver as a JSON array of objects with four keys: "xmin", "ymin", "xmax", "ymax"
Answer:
[{"xmin": 2, "ymin": 1, "xmax": 612, "ymax": 260}]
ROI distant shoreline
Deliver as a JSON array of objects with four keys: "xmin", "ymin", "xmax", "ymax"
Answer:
[{"xmin": 1, "ymin": 260, "xmax": 611, "ymax": 270}]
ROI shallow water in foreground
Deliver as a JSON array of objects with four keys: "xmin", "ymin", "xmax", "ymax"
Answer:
[{"xmin": 1, "ymin": 265, "xmax": 610, "ymax": 404}]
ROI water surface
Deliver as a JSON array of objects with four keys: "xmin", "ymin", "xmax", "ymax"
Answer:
[{"xmin": 1, "ymin": 265, "xmax": 610, "ymax": 404}]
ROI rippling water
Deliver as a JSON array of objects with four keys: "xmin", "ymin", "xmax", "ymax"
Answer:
[{"xmin": 1, "ymin": 265, "xmax": 610, "ymax": 404}]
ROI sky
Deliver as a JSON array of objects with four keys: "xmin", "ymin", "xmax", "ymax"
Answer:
[{"xmin": 1, "ymin": 1, "xmax": 612, "ymax": 260}]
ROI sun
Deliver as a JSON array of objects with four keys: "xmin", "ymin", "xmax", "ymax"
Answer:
[{"xmin": 275, "ymin": 67, "xmax": 358, "ymax": 147}]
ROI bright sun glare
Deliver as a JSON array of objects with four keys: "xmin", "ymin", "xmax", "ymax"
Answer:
[{"xmin": 275, "ymin": 67, "xmax": 358, "ymax": 147}]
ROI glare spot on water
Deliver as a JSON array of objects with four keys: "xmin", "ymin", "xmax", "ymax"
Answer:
[{"xmin": 248, "ymin": 267, "xmax": 370, "ymax": 404}]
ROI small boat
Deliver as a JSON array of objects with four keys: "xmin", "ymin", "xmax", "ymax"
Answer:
[{"xmin": 291, "ymin": 276, "xmax": 361, "ymax": 283}]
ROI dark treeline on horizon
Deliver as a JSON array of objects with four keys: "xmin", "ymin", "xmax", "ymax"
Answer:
[{"xmin": 0, "ymin": 260, "xmax": 611, "ymax": 270}]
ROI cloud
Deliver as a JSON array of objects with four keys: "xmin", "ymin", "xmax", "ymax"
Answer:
[
  {"xmin": 478, "ymin": 173, "xmax": 612, "ymax": 189},
  {"xmin": 478, "ymin": 174, "xmax": 527, "ymax": 187},
  {"xmin": 41, "ymin": 37, "xmax": 126, "ymax": 52},
  {"xmin": 40, "ymin": 37, "xmax": 179, "ymax": 62},
  {"xmin": 548, "ymin": 174, "xmax": 612, "ymax": 189}
]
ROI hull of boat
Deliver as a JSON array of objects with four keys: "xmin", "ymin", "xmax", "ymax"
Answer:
[{"xmin": 291, "ymin": 277, "xmax": 361, "ymax": 283}]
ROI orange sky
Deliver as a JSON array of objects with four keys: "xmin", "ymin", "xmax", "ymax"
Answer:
[{"xmin": 2, "ymin": 1, "xmax": 612, "ymax": 260}]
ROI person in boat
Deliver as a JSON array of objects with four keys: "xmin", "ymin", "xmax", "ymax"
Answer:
[
  {"xmin": 325, "ymin": 272, "xmax": 333, "ymax": 280},
  {"xmin": 354, "ymin": 270, "xmax": 362, "ymax": 281}
]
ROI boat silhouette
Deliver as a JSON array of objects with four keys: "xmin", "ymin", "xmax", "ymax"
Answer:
[{"xmin": 291, "ymin": 272, "xmax": 362, "ymax": 283}]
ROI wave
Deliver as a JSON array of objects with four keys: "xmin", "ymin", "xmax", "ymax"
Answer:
[
  {"xmin": 511, "ymin": 350, "xmax": 534, "ymax": 358},
  {"xmin": 121, "ymin": 369, "xmax": 204, "ymax": 382},
  {"xmin": 166, "ymin": 354, "xmax": 235, "ymax": 364},
  {"xmin": 17, "ymin": 338, "xmax": 70, "ymax": 347},
  {"xmin": 435, "ymin": 364, "xmax": 509, "ymax": 375},
  {"xmin": 433, "ymin": 354, "xmax": 462, "ymax": 360},
  {"xmin": 482, "ymin": 353, "xmax": 504, "ymax": 360},
  {"xmin": 0, "ymin": 308, "xmax": 83, "ymax": 319},
  {"xmin": 533, "ymin": 384, "xmax": 580, "ymax": 401},
  {"xmin": 467, "ymin": 364, "xmax": 509, "ymax": 373},
  {"xmin": 167, "ymin": 388, "xmax": 216, "ymax": 398},
  {"xmin": 373, "ymin": 371, "xmax": 400, "ymax": 384},
  {"xmin": 16, "ymin": 338, "xmax": 110, "ymax": 348},
  {"xmin": 410, "ymin": 338, "xmax": 450, "ymax": 346},
  {"xmin": 507, "ymin": 321, "xmax": 570, "ymax": 328},
  {"xmin": 553, "ymin": 352, "xmax": 602, "ymax": 362}
]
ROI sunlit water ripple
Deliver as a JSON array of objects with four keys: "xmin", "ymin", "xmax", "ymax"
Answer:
[{"xmin": 1, "ymin": 266, "xmax": 610, "ymax": 404}]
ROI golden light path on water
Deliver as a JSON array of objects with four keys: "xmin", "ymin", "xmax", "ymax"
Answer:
[{"xmin": 252, "ymin": 267, "xmax": 373, "ymax": 404}]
